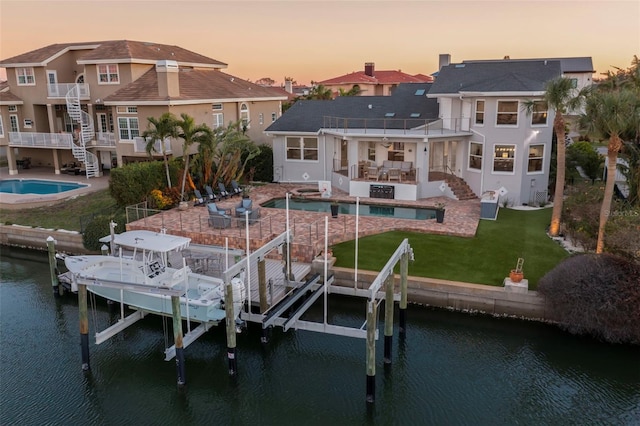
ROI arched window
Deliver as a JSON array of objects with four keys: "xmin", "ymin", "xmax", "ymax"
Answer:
[{"xmin": 240, "ymin": 103, "xmax": 250, "ymax": 129}]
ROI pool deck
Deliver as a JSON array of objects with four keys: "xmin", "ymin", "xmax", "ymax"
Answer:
[
  {"xmin": 0, "ymin": 166, "xmax": 110, "ymax": 210},
  {"xmin": 0, "ymin": 167, "xmax": 482, "ymax": 262}
]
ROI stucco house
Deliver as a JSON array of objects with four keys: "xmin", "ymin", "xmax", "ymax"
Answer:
[
  {"xmin": 266, "ymin": 56, "xmax": 594, "ymax": 206},
  {"xmin": 0, "ymin": 40, "xmax": 287, "ymax": 177}
]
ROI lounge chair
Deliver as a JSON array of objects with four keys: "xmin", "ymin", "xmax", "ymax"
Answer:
[
  {"xmin": 193, "ymin": 189, "xmax": 206, "ymax": 206},
  {"xmin": 208, "ymin": 214, "xmax": 232, "ymax": 229},
  {"xmin": 204, "ymin": 185, "xmax": 218, "ymax": 201},
  {"xmin": 230, "ymin": 180, "xmax": 243, "ymax": 197},
  {"xmin": 217, "ymin": 182, "xmax": 230, "ymax": 199}
]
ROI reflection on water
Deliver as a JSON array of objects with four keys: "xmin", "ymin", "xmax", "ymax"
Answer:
[{"xmin": 1, "ymin": 247, "xmax": 639, "ymax": 424}]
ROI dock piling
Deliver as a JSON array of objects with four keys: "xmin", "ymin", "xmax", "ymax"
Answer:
[
  {"xmin": 171, "ymin": 295, "xmax": 186, "ymax": 386},
  {"xmin": 47, "ymin": 236, "xmax": 61, "ymax": 297},
  {"xmin": 383, "ymin": 274, "xmax": 394, "ymax": 365},
  {"xmin": 399, "ymin": 252, "xmax": 409, "ymax": 336},
  {"xmin": 225, "ymin": 281, "xmax": 238, "ymax": 375},
  {"xmin": 366, "ymin": 300, "xmax": 377, "ymax": 403},
  {"xmin": 78, "ymin": 284, "xmax": 90, "ymax": 371}
]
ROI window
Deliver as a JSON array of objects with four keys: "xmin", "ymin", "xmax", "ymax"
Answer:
[
  {"xmin": 116, "ymin": 106, "xmax": 137, "ymax": 114},
  {"xmin": 118, "ymin": 117, "xmax": 139, "ymax": 140},
  {"xmin": 468, "ymin": 142, "xmax": 483, "ymax": 170},
  {"xmin": 493, "ymin": 144, "xmax": 515, "ymax": 173},
  {"xmin": 211, "ymin": 103, "xmax": 223, "ymax": 111},
  {"xmin": 98, "ymin": 64, "xmax": 119, "ymax": 84},
  {"xmin": 414, "ymin": 89, "xmax": 426, "ymax": 96},
  {"xmin": 531, "ymin": 101, "xmax": 548, "ymax": 126},
  {"xmin": 8, "ymin": 105, "xmax": 17, "ymax": 112},
  {"xmin": 286, "ymin": 136, "xmax": 318, "ymax": 161},
  {"xmin": 0, "ymin": 116, "xmax": 4, "ymax": 137},
  {"xmin": 367, "ymin": 142, "xmax": 376, "ymax": 161},
  {"xmin": 475, "ymin": 100, "xmax": 485, "ymax": 125},
  {"xmin": 16, "ymin": 68, "xmax": 35, "ymax": 85},
  {"xmin": 271, "ymin": 112, "xmax": 277, "ymax": 122},
  {"xmin": 496, "ymin": 101, "xmax": 518, "ymax": 126},
  {"xmin": 9, "ymin": 115, "xmax": 19, "ymax": 132},
  {"xmin": 570, "ymin": 78, "xmax": 578, "ymax": 88},
  {"xmin": 212, "ymin": 113, "xmax": 224, "ymax": 129},
  {"xmin": 259, "ymin": 113, "xmax": 264, "ymax": 125},
  {"xmin": 387, "ymin": 142, "xmax": 404, "ymax": 161},
  {"xmin": 528, "ymin": 144, "xmax": 544, "ymax": 173},
  {"xmin": 240, "ymin": 103, "xmax": 249, "ymax": 129}
]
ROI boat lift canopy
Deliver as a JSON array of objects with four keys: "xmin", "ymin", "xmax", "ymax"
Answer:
[{"xmin": 99, "ymin": 230, "xmax": 191, "ymax": 254}]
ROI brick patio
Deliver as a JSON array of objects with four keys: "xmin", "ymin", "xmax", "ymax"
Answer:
[{"xmin": 127, "ymin": 183, "xmax": 481, "ymax": 263}]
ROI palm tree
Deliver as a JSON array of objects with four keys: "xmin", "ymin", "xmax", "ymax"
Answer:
[
  {"xmin": 142, "ymin": 113, "xmax": 178, "ymax": 187},
  {"xmin": 580, "ymin": 88, "xmax": 637, "ymax": 253},
  {"xmin": 523, "ymin": 77, "xmax": 588, "ymax": 236},
  {"xmin": 176, "ymin": 114, "xmax": 212, "ymax": 201},
  {"xmin": 338, "ymin": 84, "xmax": 361, "ymax": 97},
  {"xmin": 306, "ymin": 84, "xmax": 333, "ymax": 100}
]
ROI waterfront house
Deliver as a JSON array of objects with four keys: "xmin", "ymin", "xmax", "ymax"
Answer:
[
  {"xmin": 266, "ymin": 56, "xmax": 594, "ymax": 205},
  {"xmin": 0, "ymin": 40, "xmax": 287, "ymax": 177}
]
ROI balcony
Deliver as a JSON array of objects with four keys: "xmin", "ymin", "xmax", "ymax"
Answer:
[
  {"xmin": 134, "ymin": 137, "xmax": 172, "ymax": 154},
  {"xmin": 48, "ymin": 83, "xmax": 90, "ymax": 99},
  {"xmin": 322, "ymin": 116, "xmax": 470, "ymax": 136},
  {"xmin": 9, "ymin": 132, "xmax": 73, "ymax": 148}
]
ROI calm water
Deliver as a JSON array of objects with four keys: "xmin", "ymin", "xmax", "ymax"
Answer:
[
  {"xmin": 262, "ymin": 198, "xmax": 436, "ymax": 220},
  {"xmin": 1, "ymin": 247, "xmax": 639, "ymax": 425},
  {"xmin": 0, "ymin": 179, "xmax": 88, "ymax": 195}
]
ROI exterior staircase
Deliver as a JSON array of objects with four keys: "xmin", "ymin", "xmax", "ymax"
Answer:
[
  {"xmin": 445, "ymin": 174, "xmax": 477, "ymax": 200},
  {"xmin": 65, "ymin": 85, "xmax": 99, "ymax": 178}
]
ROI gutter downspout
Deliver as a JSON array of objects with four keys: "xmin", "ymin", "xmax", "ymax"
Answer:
[{"xmin": 470, "ymin": 129, "xmax": 486, "ymax": 196}]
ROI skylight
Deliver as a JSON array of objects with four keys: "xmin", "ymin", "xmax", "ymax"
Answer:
[
  {"xmin": 414, "ymin": 89, "xmax": 426, "ymax": 96},
  {"xmin": 410, "ymin": 113, "xmax": 421, "ymax": 118},
  {"xmin": 385, "ymin": 113, "xmax": 395, "ymax": 117}
]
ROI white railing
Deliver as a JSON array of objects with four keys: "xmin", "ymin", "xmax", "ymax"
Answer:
[
  {"xmin": 8, "ymin": 132, "xmax": 73, "ymax": 148},
  {"xmin": 134, "ymin": 136, "xmax": 172, "ymax": 154},
  {"xmin": 96, "ymin": 132, "xmax": 117, "ymax": 147},
  {"xmin": 66, "ymin": 84, "xmax": 99, "ymax": 178},
  {"xmin": 48, "ymin": 83, "xmax": 90, "ymax": 99}
]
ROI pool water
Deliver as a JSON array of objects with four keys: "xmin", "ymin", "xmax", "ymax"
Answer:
[
  {"xmin": 0, "ymin": 179, "xmax": 88, "ymax": 195},
  {"xmin": 262, "ymin": 198, "xmax": 436, "ymax": 220}
]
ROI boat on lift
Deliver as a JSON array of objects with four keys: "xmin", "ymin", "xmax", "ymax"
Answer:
[{"xmin": 62, "ymin": 230, "xmax": 246, "ymax": 324}]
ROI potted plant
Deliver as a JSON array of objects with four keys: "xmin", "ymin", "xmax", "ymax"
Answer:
[
  {"xmin": 435, "ymin": 202, "xmax": 446, "ymax": 223},
  {"xmin": 509, "ymin": 258, "xmax": 525, "ymax": 283},
  {"xmin": 330, "ymin": 200, "xmax": 339, "ymax": 218},
  {"xmin": 242, "ymin": 187, "xmax": 252, "ymax": 199}
]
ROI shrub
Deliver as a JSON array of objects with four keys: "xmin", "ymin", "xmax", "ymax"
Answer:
[
  {"xmin": 567, "ymin": 141, "xmax": 604, "ymax": 182},
  {"xmin": 538, "ymin": 253, "xmax": 640, "ymax": 345},
  {"xmin": 245, "ymin": 144, "xmax": 273, "ymax": 182},
  {"xmin": 82, "ymin": 210, "xmax": 126, "ymax": 251}
]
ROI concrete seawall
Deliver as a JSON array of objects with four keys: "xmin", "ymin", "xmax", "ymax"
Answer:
[{"xmin": 0, "ymin": 225, "xmax": 550, "ymax": 320}]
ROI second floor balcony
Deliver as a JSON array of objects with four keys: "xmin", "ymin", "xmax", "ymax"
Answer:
[
  {"xmin": 48, "ymin": 83, "xmax": 90, "ymax": 99},
  {"xmin": 8, "ymin": 131, "xmax": 116, "ymax": 148}
]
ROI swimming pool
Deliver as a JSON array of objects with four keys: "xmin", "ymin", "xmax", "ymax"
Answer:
[
  {"xmin": 262, "ymin": 198, "xmax": 436, "ymax": 220},
  {"xmin": 0, "ymin": 179, "xmax": 89, "ymax": 195}
]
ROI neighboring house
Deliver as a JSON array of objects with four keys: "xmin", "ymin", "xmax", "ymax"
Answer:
[
  {"xmin": 317, "ymin": 62, "xmax": 434, "ymax": 97},
  {"xmin": 0, "ymin": 40, "xmax": 287, "ymax": 177},
  {"xmin": 267, "ymin": 56, "xmax": 593, "ymax": 206}
]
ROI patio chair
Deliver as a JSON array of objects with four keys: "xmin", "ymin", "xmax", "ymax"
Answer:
[
  {"xmin": 388, "ymin": 168, "xmax": 401, "ymax": 182},
  {"xmin": 207, "ymin": 202, "xmax": 229, "ymax": 217},
  {"xmin": 204, "ymin": 185, "xmax": 218, "ymax": 201},
  {"xmin": 208, "ymin": 214, "xmax": 232, "ymax": 229},
  {"xmin": 217, "ymin": 182, "xmax": 230, "ymax": 199},
  {"xmin": 230, "ymin": 180, "xmax": 243, "ymax": 197},
  {"xmin": 367, "ymin": 166, "xmax": 379, "ymax": 181},
  {"xmin": 234, "ymin": 198, "xmax": 253, "ymax": 217},
  {"xmin": 193, "ymin": 189, "xmax": 206, "ymax": 207}
]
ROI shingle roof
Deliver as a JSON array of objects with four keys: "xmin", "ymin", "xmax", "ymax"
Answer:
[
  {"xmin": 319, "ymin": 70, "xmax": 433, "ymax": 85},
  {"xmin": 463, "ymin": 57, "xmax": 594, "ymax": 73},
  {"xmin": 103, "ymin": 68, "xmax": 287, "ymax": 103},
  {"xmin": 0, "ymin": 81, "xmax": 22, "ymax": 104},
  {"xmin": 429, "ymin": 60, "xmax": 562, "ymax": 95},
  {"xmin": 0, "ymin": 40, "xmax": 226, "ymax": 68},
  {"xmin": 266, "ymin": 83, "xmax": 438, "ymax": 133}
]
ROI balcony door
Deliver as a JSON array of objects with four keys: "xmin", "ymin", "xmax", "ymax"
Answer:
[{"xmin": 47, "ymin": 71, "xmax": 59, "ymax": 97}]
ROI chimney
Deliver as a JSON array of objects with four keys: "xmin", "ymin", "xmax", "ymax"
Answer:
[
  {"xmin": 438, "ymin": 54, "xmax": 451, "ymax": 70},
  {"xmin": 364, "ymin": 62, "xmax": 375, "ymax": 77},
  {"xmin": 284, "ymin": 79, "xmax": 293, "ymax": 94},
  {"xmin": 156, "ymin": 60, "xmax": 179, "ymax": 98}
]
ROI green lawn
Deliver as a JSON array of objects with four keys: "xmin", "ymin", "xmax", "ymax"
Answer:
[{"xmin": 332, "ymin": 208, "xmax": 569, "ymax": 289}]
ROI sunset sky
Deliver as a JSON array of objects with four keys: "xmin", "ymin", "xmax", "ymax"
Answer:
[{"xmin": 1, "ymin": 0, "xmax": 638, "ymax": 85}]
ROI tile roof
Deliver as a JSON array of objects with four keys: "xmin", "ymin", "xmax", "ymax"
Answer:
[
  {"xmin": 266, "ymin": 83, "xmax": 438, "ymax": 133},
  {"xmin": 0, "ymin": 40, "xmax": 226, "ymax": 68},
  {"xmin": 429, "ymin": 60, "xmax": 563, "ymax": 95},
  {"xmin": 103, "ymin": 68, "xmax": 287, "ymax": 103},
  {"xmin": 318, "ymin": 70, "xmax": 432, "ymax": 85}
]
